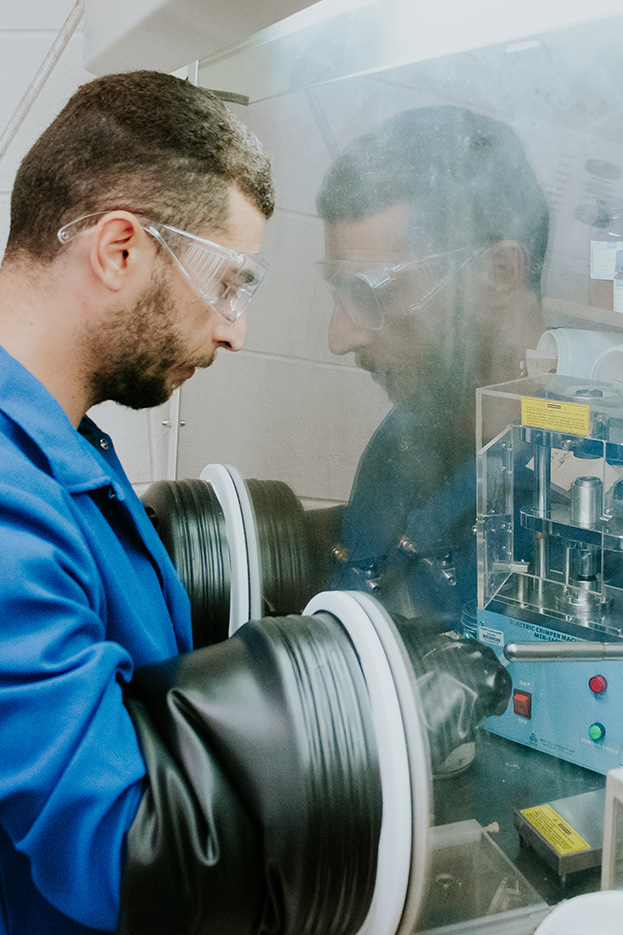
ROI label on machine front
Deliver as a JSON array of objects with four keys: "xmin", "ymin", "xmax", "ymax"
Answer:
[{"xmin": 520, "ymin": 396, "xmax": 590, "ymax": 436}]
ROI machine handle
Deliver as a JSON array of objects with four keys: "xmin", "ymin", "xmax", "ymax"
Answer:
[{"xmin": 504, "ymin": 641, "xmax": 623, "ymax": 661}]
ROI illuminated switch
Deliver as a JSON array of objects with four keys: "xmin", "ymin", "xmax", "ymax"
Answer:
[
  {"xmin": 588, "ymin": 722, "xmax": 606, "ymax": 742},
  {"xmin": 513, "ymin": 690, "xmax": 532, "ymax": 719},
  {"xmin": 589, "ymin": 674, "xmax": 608, "ymax": 695}
]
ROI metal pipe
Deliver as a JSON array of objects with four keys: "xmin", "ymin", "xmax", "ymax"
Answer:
[
  {"xmin": 534, "ymin": 534, "xmax": 549, "ymax": 579},
  {"xmin": 0, "ymin": 1, "xmax": 85, "ymax": 163},
  {"xmin": 532, "ymin": 444, "xmax": 551, "ymax": 601},
  {"xmin": 534, "ymin": 443, "xmax": 551, "ymax": 517}
]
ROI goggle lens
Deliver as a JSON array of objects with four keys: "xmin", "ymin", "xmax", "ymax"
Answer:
[
  {"xmin": 318, "ymin": 249, "xmax": 475, "ymax": 330},
  {"xmin": 144, "ymin": 221, "xmax": 267, "ymax": 322},
  {"xmin": 57, "ymin": 212, "xmax": 268, "ymax": 323}
]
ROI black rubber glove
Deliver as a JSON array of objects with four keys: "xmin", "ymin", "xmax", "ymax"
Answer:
[
  {"xmin": 119, "ymin": 614, "xmax": 382, "ymax": 935},
  {"xmin": 394, "ymin": 621, "xmax": 512, "ymax": 773}
]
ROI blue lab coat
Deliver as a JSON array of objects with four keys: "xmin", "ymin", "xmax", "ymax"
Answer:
[{"xmin": 0, "ymin": 346, "xmax": 192, "ymax": 933}]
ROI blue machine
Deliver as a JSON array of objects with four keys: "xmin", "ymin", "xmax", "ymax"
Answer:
[{"xmin": 477, "ymin": 374, "xmax": 623, "ymax": 775}]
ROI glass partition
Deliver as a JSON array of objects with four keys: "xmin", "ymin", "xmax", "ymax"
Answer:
[{"xmin": 172, "ymin": 3, "xmax": 623, "ymax": 930}]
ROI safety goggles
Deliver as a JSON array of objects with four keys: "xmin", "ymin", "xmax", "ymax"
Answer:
[
  {"xmin": 57, "ymin": 213, "xmax": 268, "ymax": 323},
  {"xmin": 317, "ymin": 247, "xmax": 480, "ymax": 330}
]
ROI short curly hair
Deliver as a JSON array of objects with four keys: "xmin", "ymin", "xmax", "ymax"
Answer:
[
  {"xmin": 5, "ymin": 70, "xmax": 274, "ymax": 262},
  {"xmin": 317, "ymin": 106, "xmax": 548, "ymax": 295}
]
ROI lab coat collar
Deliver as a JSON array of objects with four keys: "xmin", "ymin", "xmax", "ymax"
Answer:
[{"xmin": 0, "ymin": 344, "xmax": 123, "ymax": 496}]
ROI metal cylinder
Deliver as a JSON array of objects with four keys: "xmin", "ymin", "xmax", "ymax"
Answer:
[
  {"xmin": 570, "ymin": 476, "xmax": 603, "ymax": 526},
  {"xmin": 534, "ymin": 444, "xmax": 551, "ymax": 516}
]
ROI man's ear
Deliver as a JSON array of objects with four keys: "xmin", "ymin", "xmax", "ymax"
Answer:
[
  {"xmin": 89, "ymin": 212, "xmax": 148, "ymax": 292},
  {"xmin": 481, "ymin": 240, "xmax": 528, "ymax": 296}
]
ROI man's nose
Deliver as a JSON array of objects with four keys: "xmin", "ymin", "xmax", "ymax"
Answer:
[
  {"xmin": 328, "ymin": 300, "xmax": 371, "ymax": 356},
  {"xmin": 215, "ymin": 311, "xmax": 247, "ymax": 351}
]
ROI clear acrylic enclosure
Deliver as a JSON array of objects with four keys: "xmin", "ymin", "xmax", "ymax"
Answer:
[{"xmin": 477, "ymin": 375, "xmax": 623, "ymax": 775}]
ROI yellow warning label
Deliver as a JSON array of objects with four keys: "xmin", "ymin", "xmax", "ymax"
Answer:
[
  {"xmin": 520, "ymin": 804, "xmax": 590, "ymax": 855},
  {"xmin": 521, "ymin": 396, "xmax": 590, "ymax": 436}
]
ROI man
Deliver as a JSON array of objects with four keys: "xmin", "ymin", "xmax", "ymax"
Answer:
[
  {"xmin": 0, "ymin": 70, "xmax": 274, "ymax": 934},
  {"xmin": 316, "ymin": 105, "xmax": 549, "ymax": 624}
]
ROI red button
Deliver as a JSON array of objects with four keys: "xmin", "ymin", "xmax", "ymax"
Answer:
[
  {"xmin": 513, "ymin": 690, "xmax": 532, "ymax": 719},
  {"xmin": 589, "ymin": 675, "xmax": 608, "ymax": 694}
]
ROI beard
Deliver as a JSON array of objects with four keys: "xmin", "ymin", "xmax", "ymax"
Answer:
[
  {"xmin": 360, "ymin": 290, "xmax": 483, "ymax": 412},
  {"xmin": 86, "ymin": 269, "xmax": 213, "ymax": 410}
]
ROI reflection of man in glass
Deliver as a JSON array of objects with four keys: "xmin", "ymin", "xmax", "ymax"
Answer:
[{"xmin": 317, "ymin": 106, "xmax": 549, "ymax": 623}]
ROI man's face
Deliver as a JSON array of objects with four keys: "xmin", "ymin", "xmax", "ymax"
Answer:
[
  {"xmin": 323, "ymin": 203, "xmax": 480, "ymax": 405},
  {"xmin": 88, "ymin": 187, "xmax": 265, "ymax": 410}
]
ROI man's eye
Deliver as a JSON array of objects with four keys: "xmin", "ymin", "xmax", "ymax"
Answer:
[
  {"xmin": 240, "ymin": 269, "xmax": 257, "ymax": 286},
  {"xmin": 225, "ymin": 269, "xmax": 258, "ymax": 297},
  {"xmin": 351, "ymin": 281, "xmax": 387, "ymax": 312},
  {"xmin": 331, "ymin": 275, "xmax": 388, "ymax": 311}
]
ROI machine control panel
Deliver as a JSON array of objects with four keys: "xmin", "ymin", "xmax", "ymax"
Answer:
[{"xmin": 479, "ymin": 608, "xmax": 623, "ymax": 774}]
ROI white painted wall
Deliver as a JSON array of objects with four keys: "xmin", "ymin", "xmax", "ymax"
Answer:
[{"xmin": 0, "ymin": 0, "xmax": 173, "ymax": 494}]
